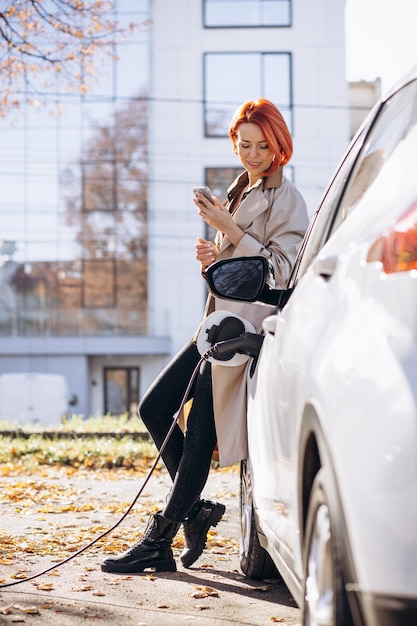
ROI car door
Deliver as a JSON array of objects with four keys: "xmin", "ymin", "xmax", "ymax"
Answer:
[{"xmin": 249, "ymin": 75, "xmax": 417, "ymax": 580}]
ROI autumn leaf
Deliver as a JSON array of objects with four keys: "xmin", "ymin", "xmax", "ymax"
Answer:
[
  {"xmin": 75, "ymin": 584, "xmax": 94, "ymax": 592},
  {"xmin": 33, "ymin": 582, "xmax": 54, "ymax": 591},
  {"xmin": 23, "ymin": 606, "xmax": 41, "ymax": 614},
  {"xmin": 0, "ymin": 416, "xmax": 240, "ymax": 588},
  {"xmin": 190, "ymin": 585, "xmax": 220, "ymax": 599},
  {"xmin": 10, "ymin": 572, "xmax": 28, "ymax": 580}
]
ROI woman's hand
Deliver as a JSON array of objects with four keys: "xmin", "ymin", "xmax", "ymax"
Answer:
[
  {"xmin": 196, "ymin": 237, "xmax": 218, "ymax": 269},
  {"xmin": 193, "ymin": 192, "xmax": 244, "ymax": 247},
  {"xmin": 193, "ymin": 191, "xmax": 230, "ymax": 232}
]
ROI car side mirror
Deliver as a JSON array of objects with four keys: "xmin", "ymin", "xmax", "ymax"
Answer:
[{"xmin": 205, "ymin": 256, "xmax": 292, "ymax": 307}]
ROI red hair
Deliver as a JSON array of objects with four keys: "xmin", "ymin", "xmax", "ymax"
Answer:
[{"xmin": 228, "ymin": 99, "xmax": 293, "ymax": 175}]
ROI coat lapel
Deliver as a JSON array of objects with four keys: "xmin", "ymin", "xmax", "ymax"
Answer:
[{"xmin": 219, "ymin": 167, "xmax": 283, "ymax": 254}]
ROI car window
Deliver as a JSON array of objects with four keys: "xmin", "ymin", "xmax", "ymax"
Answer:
[
  {"xmin": 290, "ymin": 126, "xmax": 368, "ymax": 282},
  {"xmin": 329, "ymin": 78, "xmax": 417, "ymax": 235},
  {"xmin": 292, "ymin": 77, "xmax": 417, "ymax": 284}
]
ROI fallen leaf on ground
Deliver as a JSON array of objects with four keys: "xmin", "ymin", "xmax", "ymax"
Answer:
[
  {"xmin": 33, "ymin": 582, "xmax": 54, "ymax": 591},
  {"xmin": 0, "ymin": 604, "xmax": 15, "ymax": 615},
  {"xmin": 190, "ymin": 585, "xmax": 219, "ymax": 598},
  {"xmin": 23, "ymin": 606, "xmax": 40, "ymax": 614},
  {"xmin": 0, "ymin": 604, "xmax": 40, "ymax": 616},
  {"xmin": 75, "ymin": 584, "xmax": 94, "ymax": 591}
]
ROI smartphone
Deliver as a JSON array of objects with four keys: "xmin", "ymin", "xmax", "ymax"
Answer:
[{"xmin": 193, "ymin": 185, "xmax": 215, "ymax": 205}]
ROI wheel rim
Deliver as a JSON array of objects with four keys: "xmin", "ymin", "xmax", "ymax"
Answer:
[
  {"xmin": 240, "ymin": 461, "xmax": 253, "ymax": 559},
  {"xmin": 304, "ymin": 503, "xmax": 334, "ymax": 626}
]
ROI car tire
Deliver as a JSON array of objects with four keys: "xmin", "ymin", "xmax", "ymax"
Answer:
[
  {"xmin": 239, "ymin": 459, "xmax": 280, "ymax": 580},
  {"xmin": 302, "ymin": 468, "xmax": 353, "ymax": 626}
]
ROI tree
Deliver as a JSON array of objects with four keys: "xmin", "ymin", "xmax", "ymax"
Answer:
[
  {"xmin": 0, "ymin": 0, "xmax": 142, "ymax": 116},
  {"xmin": 63, "ymin": 93, "xmax": 148, "ymax": 259},
  {"xmin": 2, "ymin": 95, "xmax": 149, "ymax": 336},
  {"xmin": 60, "ymin": 93, "xmax": 148, "ymax": 330}
]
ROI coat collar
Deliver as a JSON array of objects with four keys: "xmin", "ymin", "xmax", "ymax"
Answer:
[
  {"xmin": 227, "ymin": 166, "xmax": 283, "ymax": 200},
  {"xmin": 262, "ymin": 166, "xmax": 283, "ymax": 190}
]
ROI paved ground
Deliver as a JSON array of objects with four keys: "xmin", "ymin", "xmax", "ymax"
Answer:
[{"xmin": 0, "ymin": 464, "xmax": 301, "ymax": 625}]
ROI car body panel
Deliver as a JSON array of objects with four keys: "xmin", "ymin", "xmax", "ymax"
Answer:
[{"xmin": 245, "ymin": 67, "xmax": 417, "ymax": 618}]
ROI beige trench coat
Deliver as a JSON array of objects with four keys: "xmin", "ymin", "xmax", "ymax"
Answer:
[{"xmin": 198, "ymin": 167, "xmax": 309, "ymax": 467}]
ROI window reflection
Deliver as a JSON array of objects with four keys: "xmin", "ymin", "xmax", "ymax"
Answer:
[
  {"xmin": 204, "ymin": 52, "xmax": 292, "ymax": 136},
  {"xmin": 104, "ymin": 367, "xmax": 139, "ymax": 417},
  {"xmin": 204, "ymin": 0, "xmax": 291, "ymax": 27},
  {"xmin": 211, "ymin": 258, "xmax": 264, "ymax": 300},
  {"xmin": 204, "ymin": 167, "xmax": 242, "ymax": 242},
  {"xmin": 0, "ymin": 249, "xmax": 148, "ymax": 336},
  {"xmin": 0, "ymin": 6, "xmax": 149, "ymax": 339},
  {"xmin": 83, "ymin": 259, "xmax": 115, "ymax": 308},
  {"xmin": 294, "ymin": 79, "xmax": 417, "ymax": 281},
  {"xmin": 334, "ymin": 80, "xmax": 417, "ymax": 232}
]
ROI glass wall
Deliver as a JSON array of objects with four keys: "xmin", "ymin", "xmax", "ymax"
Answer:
[{"xmin": 0, "ymin": 1, "xmax": 149, "ymax": 337}]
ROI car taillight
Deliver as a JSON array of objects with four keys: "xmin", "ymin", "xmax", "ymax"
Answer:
[{"xmin": 366, "ymin": 201, "xmax": 417, "ymax": 274}]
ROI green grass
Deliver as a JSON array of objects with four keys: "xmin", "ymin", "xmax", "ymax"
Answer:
[
  {"xmin": 0, "ymin": 415, "xmax": 159, "ymax": 471},
  {"xmin": 0, "ymin": 413, "xmax": 146, "ymax": 434}
]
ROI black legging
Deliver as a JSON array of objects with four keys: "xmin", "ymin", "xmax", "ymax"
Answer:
[{"xmin": 138, "ymin": 340, "xmax": 217, "ymax": 522}]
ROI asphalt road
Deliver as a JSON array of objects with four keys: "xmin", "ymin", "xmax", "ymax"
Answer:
[{"xmin": 0, "ymin": 464, "xmax": 301, "ymax": 625}]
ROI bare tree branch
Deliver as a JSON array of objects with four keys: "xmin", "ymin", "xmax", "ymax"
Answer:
[{"xmin": 0, "ymin": 1, "xmax": 148, "ymax": 116}]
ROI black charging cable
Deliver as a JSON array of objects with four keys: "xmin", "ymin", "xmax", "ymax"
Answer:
[{"xmin": 0, "ymin": 332, "xmax": 263, "ymax": 589}]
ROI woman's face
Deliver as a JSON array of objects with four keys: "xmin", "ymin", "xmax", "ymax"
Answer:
[{"xmin": 235, "ymin": 122, "xmax": 275, "ymax": 184}]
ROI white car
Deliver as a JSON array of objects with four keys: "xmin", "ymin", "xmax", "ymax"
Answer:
[{"xmin": 206, "ymin": 66, "xmax": 417, "ymax": 625}]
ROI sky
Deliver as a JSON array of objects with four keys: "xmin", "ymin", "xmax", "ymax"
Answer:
[{"xmin": 346, "ymin": 0, "xmax": 417, "ymax": 92}]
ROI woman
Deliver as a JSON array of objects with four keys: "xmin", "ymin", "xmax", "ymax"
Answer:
[{"xmin": 101, "ymin": 99, "xmax": 309, "ymax": 574}]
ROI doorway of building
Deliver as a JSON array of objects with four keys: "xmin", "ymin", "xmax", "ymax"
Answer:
[{"xmin": 104, "ymin": 367, "xmax": 140, "ymax": 417}]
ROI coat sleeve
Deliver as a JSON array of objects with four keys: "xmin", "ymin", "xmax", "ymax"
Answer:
[{"xmin": 231, "ymin": 183, "xmax": 309, "ymax": 288}]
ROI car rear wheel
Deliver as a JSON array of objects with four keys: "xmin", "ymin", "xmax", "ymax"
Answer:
[
  {"xmin": 303, "ymin": 469, "xmax": 353, "ymax": 626},
  {"xmin": 239, "ymin": 459, "xmax": 280, "ymax": 580}
]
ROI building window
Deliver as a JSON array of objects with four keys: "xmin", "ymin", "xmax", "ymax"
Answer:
[
  {"xmin": 204, "ymin": 52, "xmax": 292, "ymax": 137},
  {"xmin": 83, "ymin": 259, "xmax": 116, "ymax": 308},
  {"xmin": 104, "ymin": 367, "xmax": 140, "ymax": 417},
  {"xmin": 205, "ymin": 167, "xmax": 242, "ymax": 201},
  {"xmin": 204, "ymin": 0, "xmax": 291, "ymax": 27},
  {"xmin": 204, "ymin": 167, "xmax": 242, "ymax": 241}
]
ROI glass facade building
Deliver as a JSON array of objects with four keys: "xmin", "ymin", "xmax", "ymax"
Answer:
[
  {"xmin": 0, "ymin": 1, "xmax": 172, "ymax": 421},
  {"xmin": 0, "ymin": 1, "xmax": 149, "ymax": 340}
]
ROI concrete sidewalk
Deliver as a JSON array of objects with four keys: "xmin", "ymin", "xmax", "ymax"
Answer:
[{"xmin": 0, "ymin": 464, "xmax": 301, "ymax": 625}]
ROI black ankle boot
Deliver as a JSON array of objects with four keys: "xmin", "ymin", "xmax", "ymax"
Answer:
[
  {"xmin": 180, "ymin": 499, "xmax": 226, "ymax": 568},
  {"xmin": 101, "ymin": 512, "xmax": 180, "ymax": 573}
]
